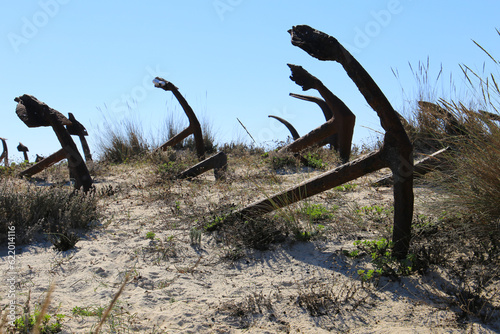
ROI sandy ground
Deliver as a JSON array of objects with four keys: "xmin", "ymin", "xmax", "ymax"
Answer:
[{"xmin": 1, "ymin": 160, "xmax": 499, "ymax": 333}]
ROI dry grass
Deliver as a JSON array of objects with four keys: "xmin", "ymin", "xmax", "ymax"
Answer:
[
  {"xmin": 96, "ymin": 118, "xmax": 150, "ymax": 164},
  {"xmin": 404, "ymin": 36, "xmax": 500, "ymax": 223},
  {"xmin": 1, "ymin": 147, "xmax": 498, "ymax": 332},
  {"xmin": 0, "ymin": 180, "xmax": 100, "ymax": 245},
  {"xmin": 397, "ymin": 35, "xmax": 500, "ymax": 324},
  {"xmin": 96, "ymin": 110, "xmax": 218, "ymax": 165}
]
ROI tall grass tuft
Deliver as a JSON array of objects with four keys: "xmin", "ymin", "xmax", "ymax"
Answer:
[
  {"xmin": 407, "ymin": 34, "xmax": 500, "ymax": 222},
  {"xmin": 97, "ymin": 118, "xmax": 150, "ymax": 164},
  {"xmin": 443, "ymin": 120, "xmax": 500, "ymax": 221},
  {"xmin": 437, "ymin": 96, "xmax": 500, "ymax": 221},
  {"xmin": 158, "ymin": 112, "xmax": 218, "ymax": 155},
  {"xmin": 394, "ymin": 33, "xmax": 500, "ymax": 323}
]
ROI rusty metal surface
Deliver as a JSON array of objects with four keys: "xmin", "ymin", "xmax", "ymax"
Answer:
[
  {"xmin": 288, "ymin": 64, "xmax": 355, "ymax": 163},
  {"xmin": 268, "ymin": 115, "xmax": 300, "ymax": 140},
  {"xmin": 15, "ymin": 95, "xmax": 92, "ymax": 192},
  {"xmin": 154, "ymin": 78, "xmax": 205, "ymax": 160},
  {"xmin": 235, "ymin": 150, "xmax": 385, "ymax": 218},
  {"xmin": 226, "ymin": 25, "xmax": 414, "ymax": 258},
  {"xmin": 17, "ymin": 142, "xmax": 29, "ymax": 162},
  {"xmin": 289, "ymin": 93, "xmax": 337, "ymax": 150},
  {"xmin": 373, "ymin": 146, "xmax": 451, "ymax": 187},
  {"xmin": 67, "ymin": 113, "xmax": 88, "ymax": 136},
  {"xmin": 19, "ymin": 148, "xmax": 66, "ymax": 178},
  {"xmin": 0, "ymin": 137, "xmax": 8, "ymax": 167},
  {"xmin": 176, "ymin": 152, "xmax": 227, "ymax": 181},
  {"xmin": 278, "ymin": 117, "xmax": 336, "ymax": 154},
  {"xmin": 288, "ymin": 25, "xmax": 413, "ymax": 258},
  {"xmin": 15, "ymin": 95, "xmax": 71, "ymax": 128}
]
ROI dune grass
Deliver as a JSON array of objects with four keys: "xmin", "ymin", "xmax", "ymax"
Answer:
[
  {"xmin": 97, "ymin": 111, "xmax": 218, "ymax": 164},
  {"xmin": 96, "ymin": 118, "xmax": 150, "ymax": 164},
  {"xmin": 404, "ymin": 35, "xmax": 500, "ymax": 224},
  {"xmin": 399, "ymin": 37, "xmax": 500, "ymax": 322}
]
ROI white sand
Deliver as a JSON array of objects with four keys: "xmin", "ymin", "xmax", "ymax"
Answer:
[{"xmin": 2, "ymin": 163, "xmax": 499, "ymax": 333}]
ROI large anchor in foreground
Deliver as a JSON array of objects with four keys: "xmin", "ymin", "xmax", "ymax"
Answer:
[{"xmin": 224, "ymin": 25, "xmax": 414, "ymax": 258}]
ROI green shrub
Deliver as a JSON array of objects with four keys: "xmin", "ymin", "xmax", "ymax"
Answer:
[
  {"xmin": 355, "ymin": 205, "xmax": 393, "ymax": 224},
  {"xmin": 220, "ymin": 141, "xmax": 265, "ymax": 157},
  {"xmin": 299, "ymin": 203, "xmax": 335, "ymax": 222},
  {"xmin": 334, "ymin": 183, "xmax": 357, "ymax": 192},
  {"xmin": 0, "ymin": 181, "xmax": 100, "ymax": 245},
  {"xmin": 347, "ymin": 238, "xmax": 416, "ymax": 281},
  {"xmin": 302, "ymin": 152, "xmax": 326, "ymax": 169},
  {"xmin": 268, "ymin": 151, "xmax": 298, "ymax": 170},
  {"xmin": 14, "ymin": 310, "xmax": 65, "ymax": 333},
  {"xmin": 72, "ymin": 305, "xmax": 105, "ymax": 318}
]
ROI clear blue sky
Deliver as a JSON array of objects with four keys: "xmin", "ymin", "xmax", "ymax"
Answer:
[{"xmin": 1, "ymin": 1, "xmax": 499, "ymax": 161}]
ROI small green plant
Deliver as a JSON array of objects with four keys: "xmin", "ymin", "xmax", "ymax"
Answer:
[
  {"xmin": 344, "ymin": 249, "xmax": 360, "ymax": 258},
  {"xmin": 14, "ymin": 311, "xmax": 65, "ymax": 333},
  {"xmin": 145, "ymin": 231, "xmax": 156, "ymax": 240},
  {"xmin": 204, "ymin": 215, "xmax": 226, "ymax": 231},
  {"xmin": 300, "ymin": 203, "xmax": 335, "ymax": 222},
  {"xmin": 270, "ymin": 154, "xmax": 298, "ymax": 170},
  {"xmin": 157, "ymin": 161, "xmax": 182, "ymax": 179},
  {"xmin": 268, "ymin": 150, "xmax": 328, "ymax": 170},
  {"xmin": 294, "ymin": 230, "xmax": 313, "ymax": 242},
  {"xmin": 0, "ymin": 165, "xmax": 16, "ymax": 177},
  {"xmin": 350, "ymin": 238, "xmax": 416, "ymax": 281},
  {"xmin": 293, "ymin": 224, "xmax": 325, "ymax": 242},
  {"xmin": 334, "ymin": 183, "xmax": 358, "ymax": 192},
  {"xmin": 72, "ymin": 305, "xmax": 105, "ymax": 318},
  {"xmin": 190, "ymin": 227, "xmax": 202, "ymax": 246},
  {"xmin": 357, "ymin": 269, "xmax": 383, "ymax": 282},
  {"xmin": 302, "ymin": 152, "xmax": 326, "ymax": 169},
  {"xmin": 355, "ymin": 205, "xmax": 394, "ymax": 224},
  {"xmin": 174, "ymin": 201, "xmax": 181, "ymax": 213},
  {"xmin": 412, "ymin": 213, "xmax": 439, "ymax": 237}
]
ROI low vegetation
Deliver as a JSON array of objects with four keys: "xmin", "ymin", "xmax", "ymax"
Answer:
[{"xmin": 0, "ymin": 180, "xmax": 99, "ymax": 246}]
